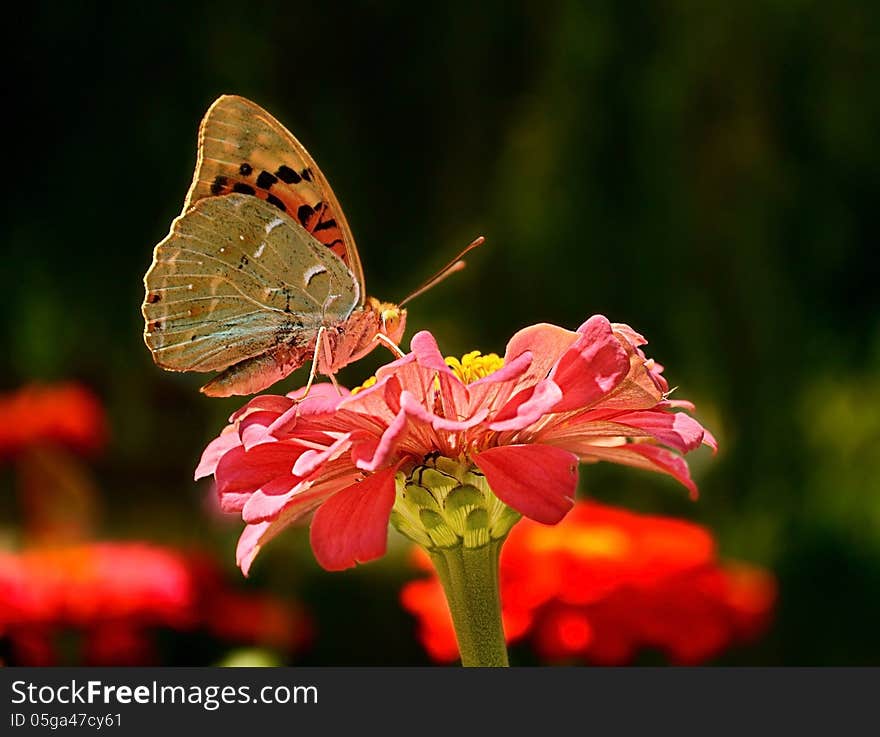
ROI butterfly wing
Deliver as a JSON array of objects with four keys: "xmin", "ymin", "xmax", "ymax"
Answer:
[
  {"xmin": 143, "ymin": 194, "xmax": 360, "ymax": 376},
  {"xmin": 183, "ymin": 94, "xmax": 365, "ymax": 304}
]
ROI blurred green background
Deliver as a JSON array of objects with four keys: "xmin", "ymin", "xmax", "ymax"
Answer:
[{"xmin": 3, "ymin": 0, "xmax": 878, "ymax": 664}]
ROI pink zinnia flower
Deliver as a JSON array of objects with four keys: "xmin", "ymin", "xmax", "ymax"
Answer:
[{"xmin": 197, "ymin": 315, "xmax": 716, "ymax": 574}]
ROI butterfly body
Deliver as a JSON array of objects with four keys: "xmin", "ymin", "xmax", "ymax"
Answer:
[{"xmin": 142, "ymin": 96, "xmax": 406, "ymax": 396}]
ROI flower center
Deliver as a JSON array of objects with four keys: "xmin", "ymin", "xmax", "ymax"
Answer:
[
  {"xmin": 444, "ymin": 351, "xmax": 504, "ymax": 384},
  {"xmin": 351, "ymin": 351, "xmax": 504, "ymax": 395}
]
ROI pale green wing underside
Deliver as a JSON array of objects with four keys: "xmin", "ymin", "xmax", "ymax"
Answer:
[{"xmin": 143, "ymin": 194, "xmax": 360, "ymax": 372}]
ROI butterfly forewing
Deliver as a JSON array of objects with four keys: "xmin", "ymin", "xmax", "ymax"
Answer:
[
  {"xmin": 183, "ymin": 95, "xmax": 365, "ymax": 302},
  {"xmin": 144, "ymin": 194, "xmax": 360, "ymax": 373}
]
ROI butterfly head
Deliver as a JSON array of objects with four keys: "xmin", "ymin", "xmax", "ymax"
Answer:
[{"xmin": 367, "ymin": 297, "xmax": 407, "ymax": 347}]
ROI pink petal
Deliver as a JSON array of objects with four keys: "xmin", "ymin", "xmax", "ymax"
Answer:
[
  {"xmin": 564, "ymin": 441, "xmax": 699, "ymax": 498},
  {"xmin": 549, "ymin": 315, "xmax": 630, "ymax": 412},
  {"xmin": 605, "ymin": 410, "xmax": 708, "ymax": 453},
  {"xmin": 400, "ymin": 390, "xmax": 488, "ymax": 433},
  {"xmin": 230, "ymin": 395, "xmax": 292, "ymax": 422},
  {"xmin": 465, "ymin": 350, "xmax": 534, "ymax": 415},
  {"xmin": 194, "ymin": 429, "xmax": 241, "ymax": 480},
  {"xmin": 410, "ymin": 331, "xmax": 454, "ymax": 374},
  {"xmin": 489, "ymin": 380, "xmax": 563, "ymax": 432},
  {"xmin": 609, "ymin": 322, "xmax": 648, "ymax": 348},
  {"xmin": 410, "ymin": 331, "xmax": 469, "ymax": 414},
  {"xmin": 239, "ymin": 411, "xmax": 283, "ymax": 449},
  {"xmin": 219, "ymin": 489, "xmax": 252, "ymax": 513},
  {"xmin": 473, "ymin": 444, "xmax": 579, "ymax": 524},
  {"xmin": 291, "ymin": 433, "xmax": 352, "ymax": 476},
  {"xmin": 338, "ymin": 375, "xmax": 399, "ymax": 424},
  {"xmin": 236, "ymin": 522, "xmax": 272, "ymax": 576},
  {"xmin": 702, "ymin": 427, "xmax": 719, "ymax": 453},
  {"xmin": 242, "ymin": 476, "xmax": 305, "ymax": 523},
  {"xmin": 309, "ymin": 466, "xmax": 399, "ymax": 571},
  {"xmin": 242, "ymin": 465, "xmax": 360, "ymax": 524},
  {"xmin": 503, "ymin": 323, "xmax": 581, "ymax": 391},
  {"xmin": 353, "ymin": 408, "xmax": 408, "ymax": 472}
]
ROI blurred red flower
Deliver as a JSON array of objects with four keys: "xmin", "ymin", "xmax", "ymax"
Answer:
[
  {"xmin": 0, "ymin": 383, "xmax": 106, "ymax": 458},
  {"xmin": 197, "ymin": 316, "xmax": 715, "ymax": 574},
  {"xmin": 401, "ymin": 502, "xmax": 776, "ymax": 664},
  {"xmin": 0, "ymin": 543, "xmax": 310, "ymax": 665}
]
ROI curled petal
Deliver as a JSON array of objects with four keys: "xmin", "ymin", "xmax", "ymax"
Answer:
[
  {"xmin": 239, "ymin": 411, "xmax": 283, "ymax": 449},
  {"xmin": 291, "ymin": 433, "xmax": 352, "ymax": 477},
  {"xmin": 236, "ymin": 522, "xmax": 272, "ymax": 577},
  {"xmin": 503, "ymin": 323, "xmax": 581, "ymax": 391},
  {"xmin": 702, "ymin": 428, "xmax": 719, "ymax": 454},
  {"xmin": 474, "ymin": 444, "xmax": 579, "ymax": 524},
  {"xmin": 549, "ymin": 315, "xmax": 630, "ymax": 412},
  {"xmin": 489, "ymin": 380, "xmax": 563, "ymax": 432},
  {"xmin": 309, "ymin": 466, "xmax": 399, "ymax": 571},
  {"xmin": 410, "ymin": 331, "xmax": 469, "ymax": 415}
]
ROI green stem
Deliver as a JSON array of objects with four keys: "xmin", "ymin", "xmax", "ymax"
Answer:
[{"xmin": 428, "ymin": 539, "xmax": 509, "ymax": 667}]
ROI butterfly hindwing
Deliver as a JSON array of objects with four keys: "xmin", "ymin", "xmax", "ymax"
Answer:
[
  {"xmin": 183, "ymin": 95, "xmax": 365, "ymax": 301},
  {"xmin": 143, "ymin": 194, "xmax": 360, "ymax": 373}
]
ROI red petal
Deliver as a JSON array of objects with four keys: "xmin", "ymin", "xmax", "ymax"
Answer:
[
  {"xmin": 549, "ymin": 316, "xmax": 630, "ymax": 412},
  {"xmin": 473, "ymin": 444, "xmax": 579, "ymax": 524},
  {"xmin": 309, "ymin": 466, "xmax": 398, "ymax": 571},
  {"xmin": 214, "ymin": 442, "xmax": 303, "ymax": 496}
]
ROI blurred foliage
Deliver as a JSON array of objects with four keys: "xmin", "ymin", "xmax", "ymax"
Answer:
[{"xmin": 2, "ymin": 0, "xmax": 878, "ymax": 664}]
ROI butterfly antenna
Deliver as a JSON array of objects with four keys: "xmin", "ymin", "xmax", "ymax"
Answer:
[{"xmin": 399, "ymin": 236, "xmax": 486, "ymax": 307}]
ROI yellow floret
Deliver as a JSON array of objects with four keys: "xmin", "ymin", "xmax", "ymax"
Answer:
[
  {"xmin": 351, "ymin": 375, "xmax": 378, "ymax": 395},
  {"xmin": 445, "ymin": 351, "xmax": 505, "ymax": 384}
]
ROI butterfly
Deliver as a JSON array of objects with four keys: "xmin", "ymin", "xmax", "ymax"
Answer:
[{"xmin": 142, "ymin": 95, "xmax": 407, "ymax": 397}]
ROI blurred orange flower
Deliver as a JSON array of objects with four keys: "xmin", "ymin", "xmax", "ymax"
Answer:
[
  {"xmin": 401, "ymin": 502, "xmax": 776, "ymax": 664},
  {"xmin": 0, "ymin": 383, "xmax": 106, "ymax": 458},
  {"xmin": 0, "ymin": 543, "xmax": 310, "ymax": 665}
]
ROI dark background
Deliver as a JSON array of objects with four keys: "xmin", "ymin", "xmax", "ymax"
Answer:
[{"xmin": 3, "ymin": 0, "xmax": 878, "ymax": 664}]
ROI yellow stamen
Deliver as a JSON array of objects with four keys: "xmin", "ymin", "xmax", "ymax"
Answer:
[
  {"xmin": 445, "ymin": 351, "xmax": 505, "ymax": 384},
  {"xmin": 351, "ymin": 375, "xmax": 378, "ymax": 395}
]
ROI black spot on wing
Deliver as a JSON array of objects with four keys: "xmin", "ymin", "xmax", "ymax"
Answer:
[
  {"xmin": 313, "ymin": 219, "xmax": 337, "ymax": 232},
  {"xmin": 232, "ymin": 183, "xmax": 255, "ymax": 196},
  {"xmin": 210, "ymin": 175, "xmax": 228, "ymax": 195},
  {"xmin": 297, "ymin": 204, "xmax": 314, "ymax": 226},
  {"xmin": 266, "ymin": 194, "xmax": 286, "ymax": 212},
  {"xmin": 239, "ymin": 163, "xmax": 253, "ymax": 176},
  {"xmin": 146, "ymin": 292, "xmax": 161, "ymax": 304},
  {"xmin": 276, "ymin": 165, "xmax": 301, "ymax": 184},
  {"xmin": 301, "ymin": 167, "xmax": 313, "ymax": 182},
  {"xmin": 256, "ymin": 171, "xmax": 277, "ymax": 189}
]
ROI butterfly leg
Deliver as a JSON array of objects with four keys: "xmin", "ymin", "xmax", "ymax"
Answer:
[
  {"xmin": 300, "ymin": 325, "xmax": 327, "ymax": 400},
  {"xmin": 319, "ymin": 328, "xmax": 345, "ymax": 396},
  {"xmin": 374, "ymin": 332, "xmax": 406, "ymax": 358}
]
